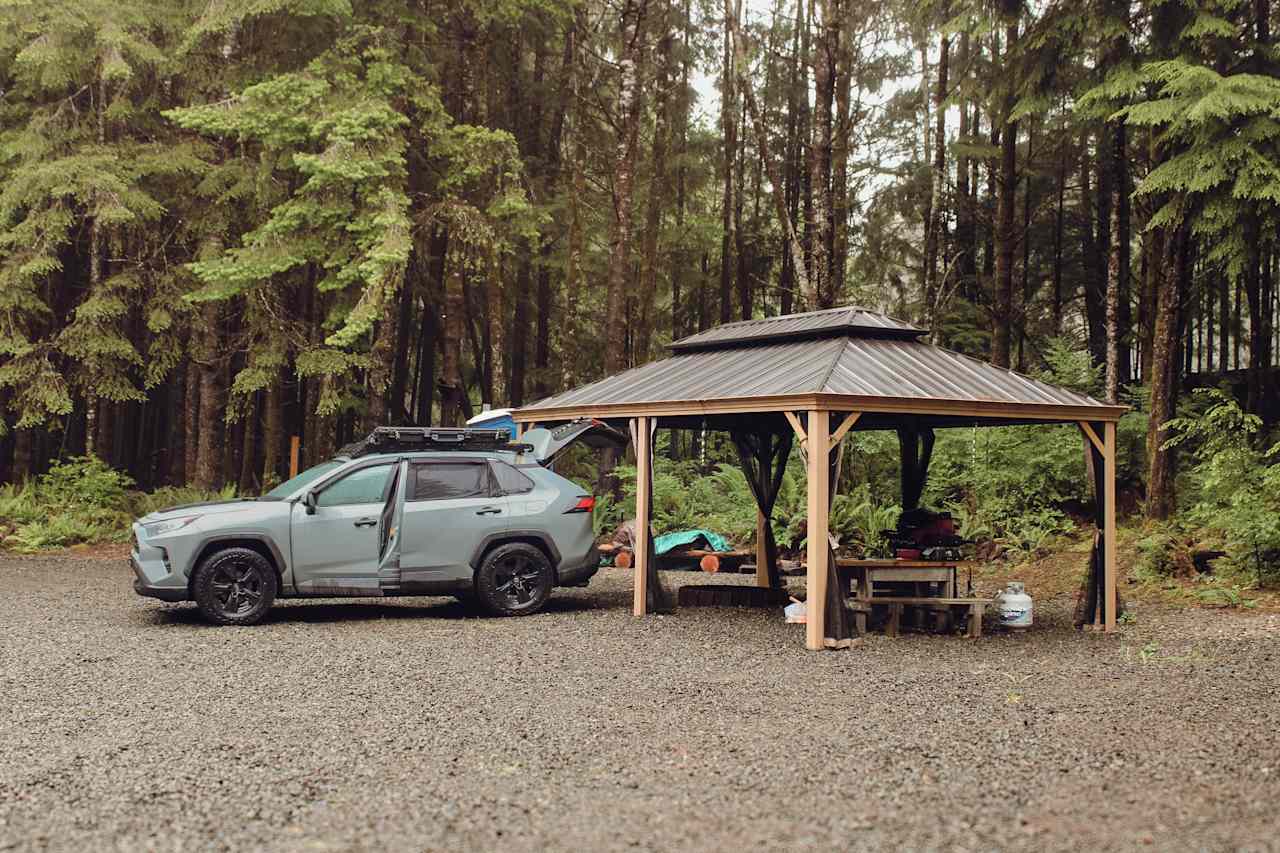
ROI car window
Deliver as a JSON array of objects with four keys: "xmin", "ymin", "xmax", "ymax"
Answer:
[
  {"xmin": 411, "ymin": 462, "xmax": 492, "ymax": 501},
  {"xmin": 491, "ymin": 461, "xmax": 534, "ymax": 495},
  {"xmin": 262, "ymin": 459, "xmax": 344, "ymax": 499},
  {"xmin": 317, "ymin": 463, "xmax": 393, "ymax": 507}
]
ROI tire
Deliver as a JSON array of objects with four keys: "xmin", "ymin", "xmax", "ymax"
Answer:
[
  {"xmin": 475, "ymin": 542, "xmax": 554, "ymax": 616},
  {"xmin": 191, "ymin": 547, "xmax": 278, "ymax": 626}
]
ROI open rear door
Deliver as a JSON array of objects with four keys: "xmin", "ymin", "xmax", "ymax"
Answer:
[
  {"xmin": 523, "ymin": 419, "xmax": 628, "ymax": 467},
  {"xmin": 376, "ymin": 459, "xmax": 407, "ymax": 584}
]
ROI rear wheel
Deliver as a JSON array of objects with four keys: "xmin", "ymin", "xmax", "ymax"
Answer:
[
  {"xmin": 192, "ymin": 547, "xmax": 278, "ymax": 626},
  {"xmin": 475, "ymin": 543, "xmax": 553, "ymax": 616}
]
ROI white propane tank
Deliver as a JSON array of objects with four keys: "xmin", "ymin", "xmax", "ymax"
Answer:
[{"xmin": 995, "ymin": 581, "xmax": 1033, "ymax": 629}]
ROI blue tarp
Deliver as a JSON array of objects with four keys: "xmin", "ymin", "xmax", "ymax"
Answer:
[{"xmin": 653, "ymin": 529, "xmax": 731, "ymax": 555}]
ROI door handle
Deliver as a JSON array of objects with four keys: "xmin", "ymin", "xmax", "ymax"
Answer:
[
  {"xmin": 354, "ymin": 517, "xmax": 378, "ymax": 528},
  {"xmin": 475, "ymin": 506, "xmax": 503, "ymax": 516}
]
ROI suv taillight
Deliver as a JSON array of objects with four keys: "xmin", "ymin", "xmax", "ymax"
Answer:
[{"xmin": 565, "ymin": 496, "xmax": 595, "ymax": 514}]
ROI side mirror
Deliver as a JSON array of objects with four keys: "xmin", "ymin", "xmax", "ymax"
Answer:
[{"xmin": 303, "ymin": 491, "xmax": 318, "ymax": 515}]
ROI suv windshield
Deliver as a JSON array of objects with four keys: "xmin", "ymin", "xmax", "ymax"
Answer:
[{"xmin": 262, "ymin": 460, "xmax": 345, "ymax": 500}]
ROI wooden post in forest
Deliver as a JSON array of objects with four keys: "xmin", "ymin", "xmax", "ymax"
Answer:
[
  {"xmin": 805, "ymin": 409, "xmax": 830, "ymax": 650},
  {"xmin": 289, "ymin": 436, "xmax": 300, "ymax": 478},
  {"xmin": 1104, "ymin": 421, "xmax": 1118, "ymax": 632},
  {"xmin": 633, "ymin": 416, "xmax": 652, "ymax": 617}
]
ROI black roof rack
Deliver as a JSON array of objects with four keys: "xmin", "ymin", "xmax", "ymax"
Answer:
[{"xmin": 339, "ymin": 426, "xmax": 533, "ymax": 459}]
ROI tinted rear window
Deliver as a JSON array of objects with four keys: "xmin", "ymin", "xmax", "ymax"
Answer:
[
  {"xmin": 411, "ymin": 462, "xmax": 491, "ymax": 501},
  {"xmin": 491, "ymin": 461, "xmax": 535, "ymax": 495}
]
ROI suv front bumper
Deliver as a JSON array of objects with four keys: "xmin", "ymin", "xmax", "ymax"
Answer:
[{"xmin": 130, "ymin": 524, "xmax": 189, "ymax": 602}]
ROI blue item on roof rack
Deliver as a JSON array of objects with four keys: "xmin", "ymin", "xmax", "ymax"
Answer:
[{"xmin": 466, "ymin": 407, "xmax": 517, "ymax": 439}]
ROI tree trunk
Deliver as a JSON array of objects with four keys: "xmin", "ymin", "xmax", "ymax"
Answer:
[
  {"xmin": 719, "ymin": 0, "xmax": 738, "ymax": 324},
  {"xmin": 167, "ymin": 363, "xmax": 187, "ymax": 485},
  {"xmin": 440, "ymin": 257, "xmax": 467, "ymax": 426},
  {"xmin": 1245, "ymin": 230, "xmax": 1265, "ymax": 413},
  {"xmin": 808, "ymin": 0, "xmax": 837, "ymax": 309},
  {"xmin": 1105, "ymin": 181, "xmax": 1122, "ymax": 403},
  {"xmin": 184, "ymin": 357, "xmax": 199, "ymax": 483},
  {"xmin": 1219, "ymin": 258, "xmax": 1231, "ymax": 372},
  {"xmin": 388, "ymin": 269, "xmax": 414, "ymax": 423},
  {"xmin": 238, "ymin": 393, "xmax": 257, "ymax": 494},
  {"xmin": 509, "ymin": 254, "xmax": 531, "ymax": 406},
  {"xmin": 924, "ymin": 30, "xmax": 950, "ymax": 331},
  {"xmin": 829, "ymin": 10, "xmax": 852, "ymax": 302},
  {"xmin": 992, "ymin": 25, "xmax": 1017, "ymax": 368},
  {"xmin": 778, "ymin": 0, "xmax": 805, "ymax": 317},
  {"xmin": 1146, "ymin": 227, "xmax": 1182, "ymax": 520},
  {"xmin": 13, "ymin": 428, "xmax": 34, "ymax": 482},
  {"xmin": 1051, "ymin": 134, "xmax": 1067, "ymax": 334},
  {"xmin": 955, "ymin": 34, "xmax": 975, "ymax": 304},
  {"xmin": 638, "ymin": 10, "xmax": 673, "ymax": 359},
  {"xmin": 262, "ymin": 377, "xmax": 282, "ymax": 486},
  {"xmin": 1115, "ymin": 123, "xmax": 1132, "ymax": 386},
  {"xmin": 365, "ymin": 279, "xmax": 400, "ymax": 430},
  {"xmin": 439, "ymin": 10, "xmax": 483, "ymax": 424},
  {"xmin": 1080, "ymin": 140, "xmax": 1107, "ymax": 366},
  {"xmin": 672, "ymin": 0, "xmax": 692, "ymax": 339},
  {"xmin": 415, "ymin": 229, "xmax": 445, "ymax": 425},
  {"xmin": 733, "ymin": 14, "xmax": 810, "ymax": 303},
  {"xmin": 604, "ymin": 0, "xmax": 648, "ymax": 374},
  {"xmin": 194, "ymin": 301, "xmax": 223, "ymax": 491}
]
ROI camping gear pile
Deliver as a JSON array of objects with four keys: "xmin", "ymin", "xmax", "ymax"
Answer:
[{"xmin": 600, "ymin": 523, "xmax": 746, "ymax": 573}]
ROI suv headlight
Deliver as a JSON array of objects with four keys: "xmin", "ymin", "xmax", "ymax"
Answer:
[{"xmin": 142, "ymin": 515, "xmax": 201, "ymax": 538}]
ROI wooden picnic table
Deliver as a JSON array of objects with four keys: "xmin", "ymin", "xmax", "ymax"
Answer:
[
  {"xmin": 835, "ymin": 559, "xmax": 966, "ymax": 635},
  {"xmin": 835, "ymin": 558, "xmax": 958, "ymax": 598}
]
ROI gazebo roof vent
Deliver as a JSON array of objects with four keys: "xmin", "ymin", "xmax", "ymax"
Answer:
[{"xmin": 668, "ymin": 306, "xmax": 926, "ymax": 352}]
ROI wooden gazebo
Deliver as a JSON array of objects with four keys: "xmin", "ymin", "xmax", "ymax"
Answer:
[{"xmin": 514, "ymin": 307, "xmax": 1127, "ymax": 650}]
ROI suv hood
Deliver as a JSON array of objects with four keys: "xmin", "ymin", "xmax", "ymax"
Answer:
[
  {"xmin": 523, "ymin": 419, "xmax": 628, "ymax": 466},
  {"xmin": 140, "ymin": 498, "xmax": 263, "ymax": 523}
]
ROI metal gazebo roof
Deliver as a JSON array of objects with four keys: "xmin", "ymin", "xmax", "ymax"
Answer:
[{"xmin": 515, "ymin": 307, "xmax": 1127, "ymax": 425}]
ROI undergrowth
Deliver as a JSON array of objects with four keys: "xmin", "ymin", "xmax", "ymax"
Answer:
[{"xmin": 0, "ymin": 457, "xmax": 231, "ymax": 552}]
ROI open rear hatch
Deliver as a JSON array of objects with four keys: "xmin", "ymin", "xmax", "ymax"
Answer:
[{"xmin": 523, "ymin": 419, "xmax": 628, "ymax": 466}]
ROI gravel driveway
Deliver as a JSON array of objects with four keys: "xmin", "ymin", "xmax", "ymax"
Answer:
[{"xmin": 2, "ymin": 554, "xmax": 1278, "ymax": 852}]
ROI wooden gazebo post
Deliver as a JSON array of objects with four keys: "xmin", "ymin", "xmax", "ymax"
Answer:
[
  {"xmin": 805, "ymin": 409, "xmax": 830, "ymax": 651},
  {"xmin": 1104, "ymin": 421, "xmax": 1117, "ymax": 632},
  {"xmin": 633, "ymin": 416, "xmax": 652, "ymax": 617},
  {"xmin": 1080, "ymin": 419, "xmax": 1119, "ymax": 633}
]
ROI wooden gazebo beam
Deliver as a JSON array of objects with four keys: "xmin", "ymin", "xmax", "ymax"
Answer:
[{"xmin": 511, "ymin": 392, "xmax": 1127, "ymax": 426}]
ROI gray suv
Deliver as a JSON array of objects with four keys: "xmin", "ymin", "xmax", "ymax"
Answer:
[{"xmin": 130, "ymin": 421, "xmax": 625, "ymax": 625}]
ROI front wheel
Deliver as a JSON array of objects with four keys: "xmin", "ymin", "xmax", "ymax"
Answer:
[
  {"xmin": 191, "ymin": 547, "xmax": 278, "ymax": 626},
  {"xmin": 475, "ymin": 543, "xmax": 554, "ymax": 616}
]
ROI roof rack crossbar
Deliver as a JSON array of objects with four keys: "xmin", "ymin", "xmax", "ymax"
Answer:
[{"xmin": 340, "ymin": 426, "xmax": 533, "ymax": 459}]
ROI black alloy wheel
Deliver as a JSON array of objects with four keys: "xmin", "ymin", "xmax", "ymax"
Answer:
[
  {"xmin": 476, "ymin": 542, "xmax": 553, "ymax": 616},
  {"xmin": 192, "ymin": 547, "xmax": 278, "ymax": 626}
]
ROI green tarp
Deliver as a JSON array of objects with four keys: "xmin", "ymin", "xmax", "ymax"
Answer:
[{"xmin": 653, "ymin": 529, "xmax": 730, "ymax": 555}]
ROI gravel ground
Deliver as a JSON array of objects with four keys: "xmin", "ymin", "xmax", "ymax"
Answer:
[{"xmin": 2, "ymin": 554, "xmax": 1278, "ymax": 853}]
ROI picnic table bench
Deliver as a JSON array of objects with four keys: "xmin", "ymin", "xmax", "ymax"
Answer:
[
  {"xmin": 850, "ymin": 596, "xmax": 992, "ymax": 639},
  {"xmin": 831, "ymin": 559, "xmax": 992, "ymax": 637}
]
